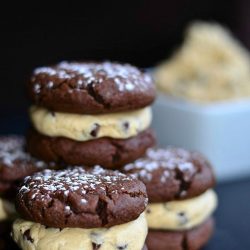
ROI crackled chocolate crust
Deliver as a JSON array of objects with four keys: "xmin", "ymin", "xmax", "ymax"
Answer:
[
  {"xmin": 122, "ymin": 147, "xmax": 216, "ymax": 202},
  {"xmin": 0, "ymin": 136, "xmax": 50, "ymax": 182},
  {"xmin": 16, "ymin": 166, "xmax": 148, "ymax": 229},
  {"xmin": 28, "ymin": 61, "xmax": 156, "ymax": 114},
  {"xmin": 27, "ymin": 128, "xmax": 156, "ymax": 169},
  {"xmin": 146, "ymin": 217, "xmax": 214, "ymax": 250}
]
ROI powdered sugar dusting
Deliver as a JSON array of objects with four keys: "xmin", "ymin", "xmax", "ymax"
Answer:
[
  {"xmin": 18, "ymin": 166, "xmax": 135, "ymax": 203},
  {"xmin": 0, "ymin": 136, "xmax": 47, "ymax": 169},
  {"xmin": 124, "ymin": 147, "xmax": 197, "ymax": 182},
  {"xmin": 32, "ymin": 61, "xmax": 153, "ymax": 94}
]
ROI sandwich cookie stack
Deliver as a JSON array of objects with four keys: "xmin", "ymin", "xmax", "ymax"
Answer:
[
  {"xmin": 12, "ymin": 166, "xmax": 149, "ymax": 250},
  {"xmin": 11, "ymin": 61, "xmax": 156, "ymax": 250},
  {"xmin": 0, "ymin": 136, "xmax": 50, "ymax": 249},
  {"xmin": 26, "ymin": 61, "xmax": 156, "ymax": 168},
  {"xmin": 123, "ymin": 147, "xmax": 218, "ymax": 250}
]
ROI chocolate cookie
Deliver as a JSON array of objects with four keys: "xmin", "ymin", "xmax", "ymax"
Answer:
[
  {"xmin": 123, "ymin": 147, "xmax": 215, "ymax": 202},
  {"xmin": 28, "ymin": 61, "xmax": 156, "ymax": 114},
  {"xmin": 27, "ymin": 128, "xmax": 156, "ymax": 169},
  {"xmin": 0, "ymin": 136, "xmax": 50, "ymax": 182},
  {"xmin": 146, "ymin": 217, "xmax": 214, "ymax": 250},
  {"xmin": 16, "ymin": 166, "xmax": 148, "ymax": 229}
]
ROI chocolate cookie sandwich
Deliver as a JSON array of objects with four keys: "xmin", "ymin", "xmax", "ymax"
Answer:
[
  {"xmin": 123, "ymin": 147, "xmax": 218, "ymax": 250},
  {"xmin": 12, "ymin": 166, "xmax": 148, "ymax": 250},
  {"xmin": 27, "ymin": 61, "xmax": 156, "ymax": 168}
]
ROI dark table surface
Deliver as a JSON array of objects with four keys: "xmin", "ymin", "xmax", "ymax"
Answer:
[
  {"xmin": 0, "ymin": 116, "xmax": 250, "ymax": 250},
  {"xmin": 205, "ymin": 178, "xmax": 250, "ymax": 250}
]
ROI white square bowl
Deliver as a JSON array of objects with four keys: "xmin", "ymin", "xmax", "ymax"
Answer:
[{"xmin": 152, "ymin": 94, "xmax": 250, "ymax": 181}]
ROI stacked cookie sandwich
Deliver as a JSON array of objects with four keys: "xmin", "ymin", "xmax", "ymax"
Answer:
[
  {"xmin": 26, "ymin": 61, "xmax": 156, "ymax": 168},
  {"xmin": 123, "ymin": 147, "xmax": 218, "ymax": 250},
  {"xmin": 12, "ymin": 166, "xmax": 148, "ymax": 250},
  {"xmin": 10, "ymin": 61, "xmax": 157, "ymax": 250},
  {"xmin": 7, "ymin": 61, "xmax": 217, "ymax": 250}
]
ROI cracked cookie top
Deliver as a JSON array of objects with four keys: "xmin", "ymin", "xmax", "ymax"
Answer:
[
  {"xmin": 123, "ymin": 147, "xmax": 215, "ymax": 203},
  {"xmin": 28, "ymin": 61, "xmax": 156, "ymax": 114},
  {"xmin": 16, "ymin": 166, "xmax": 148, "ymax": 228}
]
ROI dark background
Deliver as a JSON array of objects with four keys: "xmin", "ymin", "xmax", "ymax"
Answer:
[
  {"xmin": 1, "ymin": 0, "xmax": 250, "ymax": 134},
  {"xmin": 1, "ymin": 2, "xmax": 250, "ymax": 249}
]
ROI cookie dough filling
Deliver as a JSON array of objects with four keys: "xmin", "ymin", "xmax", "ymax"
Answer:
[
  {"xmin": 30, "ymin": 106, "xmax": 152, "ymax": 141},
  {"xmin": 0, "ymin": 198, "xmax": 15, "ymax": 221},
  {"xmin": 146, "ymin": 189, "xmax": 217, "ymax": 230},
  {"xmin": 12, "ymin": 213, "xmax": 147, "ymax": 250}
]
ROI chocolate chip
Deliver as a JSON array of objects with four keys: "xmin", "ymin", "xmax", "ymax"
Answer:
[
  {"xmin": 177, "ymin": 212, "xmax": 188, "ymax": 225},
  {"xmin": 146, "ymin": 208, "xmax": 151, "ymax": 214},
  {"xmin": 117, "ymin": 244, "xmax": 128, "ymax": 249},
  {"xmin": 123, "ymin": 122, "xmax": 130, "ymax": 130},
  {"xmin": 23, "ymin": 229, "xmax": 34, "ymax": 243},
  {"xmin": 91, "ymin": 232, "xmax": 99, "ymax": 237},
  {"xmin": 90, "ymin": 123, "xmax": 100, "ymax": 137},
  {"xmin": 179, "ymin": 190, "xmax": 187, "ymax": 198},
  {"xmin": 92, "ymin": 243, "xmax": 101, "ymax": 249},
  {"xmin": 50, "ymin": 111, "xmax": 56, "ymax": 117},
  {"xmin": 163, "ymin": 203, "xmax": 171, "ymax": 211}
]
